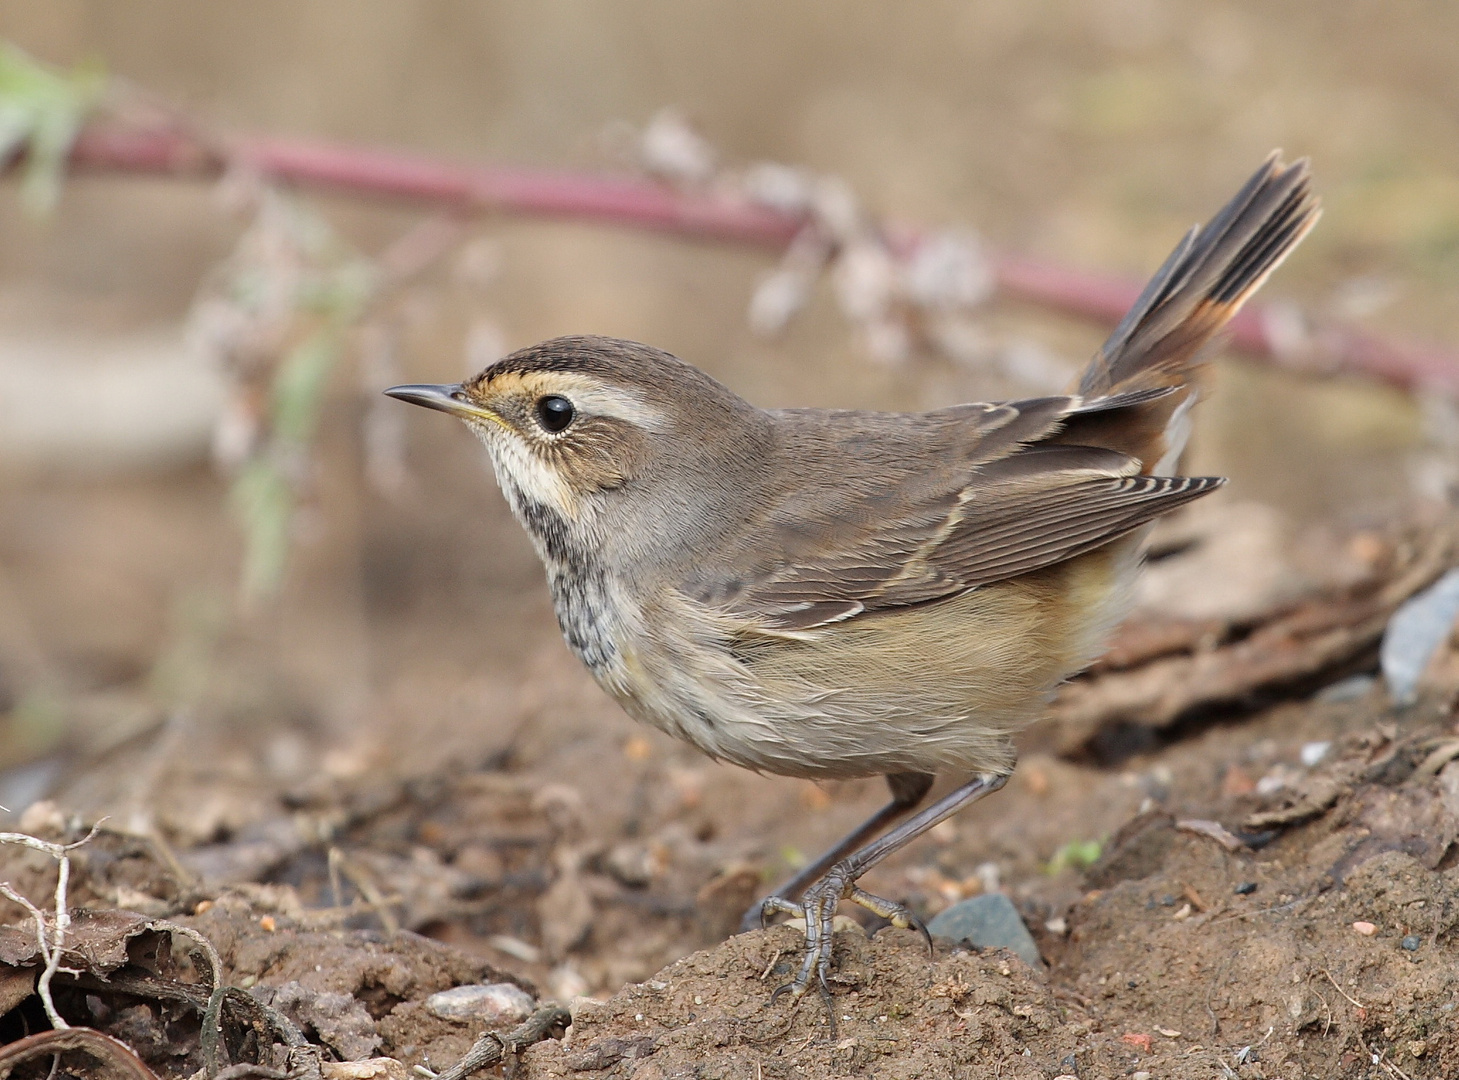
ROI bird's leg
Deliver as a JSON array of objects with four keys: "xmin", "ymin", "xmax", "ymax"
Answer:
[
  {"xmin": 741, "ymin": 771, "xmax": 934, "ymax": 933},
  {"xmin": 761, "ymin": 770, "xmax": 1010, "ymax": 1001}
]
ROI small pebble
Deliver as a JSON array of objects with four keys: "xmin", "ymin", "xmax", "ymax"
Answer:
[
  {"xmin": 319, "ymin": 1062, "xmax": 400, "ymax": 1080},
  {"xmin": 604, "ymin": 842, "xmax": 659, "ymax": 887},
  {"xmin": 1315, "ymin": 674, "xmax": 1374, "ymax": 703},
  {"xmin": 1234, "ymin": 882, "xmax": 1258, "ymax": 895},
  {"xmin": 1133, "ymin": 1072, "xmax": 1152, "ymax": 1080},
  {"xmin": 1400, "ymin": 935, "xmax": 1422, "ymax": 951},
  {"xmin": 487, "ymin": 934, "xmax": 541, "ymax": 963},
  {"xmin": 1255, "ymin": 772, "xmax": 1288, "ymax": 796},
  {"xmin": 974, "ymin": 862, "xmax": 1001, "ymax": 894},
  {"xmin": 425, "ymin": 983, "xmax": 535, "ymax": 1028},
  {"xmin": 1172, "ymin": 903, "xmax": 1192, "ymax": 921},
  {"xmin": 1352, "ymin": 921, "xmax": 1377, "ymax": 936},
  {"xmin": 1299, "ymin": 741, "xmax": 1331, "ymax": 767},
  {"xmin": 547, "ymin": 965, "xmax": 588, "ymax": 1002}
]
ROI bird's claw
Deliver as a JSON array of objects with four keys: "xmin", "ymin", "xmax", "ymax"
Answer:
[
  {"xmin": 755, "ymin": 894, "xmax": 801, "ymax": 930},
  {"xmin": 753, "ymin": 863, "xmax": 926, "ymax": 1003},
  {"xmin": 847, "ymin": 884, "xmax": 934, "ymax": 957}
]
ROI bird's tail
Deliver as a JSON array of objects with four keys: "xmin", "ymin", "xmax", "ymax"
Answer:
[{"xmin": 1070, "ymin": 153, "xmax": 1320, "ymax": 473}]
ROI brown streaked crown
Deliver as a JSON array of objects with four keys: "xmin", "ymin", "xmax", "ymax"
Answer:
[{"xmin": 469, "ymin": 335, "xmax": 750, "ymax": 414}]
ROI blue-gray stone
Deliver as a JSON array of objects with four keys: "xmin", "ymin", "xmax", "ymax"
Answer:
[
  {"xmin": 926, "ymin": 892, "xmax": 1042, "ymax": 967},
  {"xmin": 1382, "ymin": 568, "xmax": 1459, "ymax": 705}
]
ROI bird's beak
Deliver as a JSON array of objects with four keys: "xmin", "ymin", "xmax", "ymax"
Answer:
[{"xmin": 383, "ymin": 383, "xmax": 502, "ymax": 425}]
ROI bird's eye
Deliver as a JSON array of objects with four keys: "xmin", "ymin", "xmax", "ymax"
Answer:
[{"xmin": 535, "ymin": 395, "xmax": 575, "ymax": 433}]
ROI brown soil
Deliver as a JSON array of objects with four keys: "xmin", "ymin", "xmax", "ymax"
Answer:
[
  {"xmin": 2, "ymin": 667, "xmax": 1457, "ymax": 1079},
  {"xmin": 517, "ymin": 697, "xmax": 1459, "ymax": 1080}
]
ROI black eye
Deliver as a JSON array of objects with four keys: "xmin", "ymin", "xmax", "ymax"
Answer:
[{"xmin": 535, "ymin": 395, "xmax": 575, "ymax": 433}]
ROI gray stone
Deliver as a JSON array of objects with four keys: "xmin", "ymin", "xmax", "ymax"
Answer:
[
  {"xmin": 425, "ymin": 982, "xmax": 535, "ymax": 1027},
  {"xmin": 1382, "ymin": 568, "xmax": 1459, "ymax": 704},
  {"xmin": 926, "ymin": 892, "xmax": 1042, "ymax": 967}
]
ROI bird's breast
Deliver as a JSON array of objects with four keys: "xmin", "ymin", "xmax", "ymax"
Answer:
[
  {"xmin": 493, "ymin": 470, "xmax": 627, "ymax": 677},
  {"xmin": 546, "ymin": 560, "xmax": 622, "ymax": 675}
]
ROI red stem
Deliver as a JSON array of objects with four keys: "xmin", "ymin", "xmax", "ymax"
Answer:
[{"xmin": 50, "ymin": 122, "xmax": 1459, "ymax": 396}]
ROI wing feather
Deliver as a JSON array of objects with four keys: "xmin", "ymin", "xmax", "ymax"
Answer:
[
  {"xmin": 690, "ymin": 156, "xmax": 1313, "ymax": 634},
  {"xmin": 720, "ymin": 426, "xmax": 1224, "ymax": 632}
]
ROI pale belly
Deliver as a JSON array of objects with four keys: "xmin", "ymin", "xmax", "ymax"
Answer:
[{"xmin": 578, "ymin": 541, "xmax": 1142, "ymax": 781}]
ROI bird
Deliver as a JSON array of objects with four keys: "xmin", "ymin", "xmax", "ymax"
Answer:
[{"xmin": 385, "ymin": 153, "xmax": 1319, "ymax": 1002}]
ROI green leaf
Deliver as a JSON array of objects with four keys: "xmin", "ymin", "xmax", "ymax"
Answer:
[
  {"xmin": 205, "ymin": 192, "xmax": 381, "ymax": 601},
  {"xmin": 778, "ymin": 845, "xmax": 807, "ymax": 871},
  {"xmin": 272, "ymin": 328, "xmax": 343, "ymax": 446},
  {"xmin": 0, "ymin": 104, "xmax": 33, "ymax": 162},
  {"xmin": 230, "ymin": 458, "xmax": 295, "ymax": 603},
  {"xmin": 0, "ymin": 42, "xmax": 105, "ymax": 216},
  {"xmin": 1045, "ymin": 838, "xmax": 1104, "ymax": 875}
]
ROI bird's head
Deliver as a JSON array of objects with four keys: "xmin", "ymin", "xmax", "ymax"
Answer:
[{"xmin": 385, "ymin": 335, "xmax": 773, "ymax": 566}]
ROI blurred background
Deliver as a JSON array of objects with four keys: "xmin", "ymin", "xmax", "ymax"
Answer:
[{"xmin": 0, "ymin": 0, "xmax": 1455, "ymax": 997}]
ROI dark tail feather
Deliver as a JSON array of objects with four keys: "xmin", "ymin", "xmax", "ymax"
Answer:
[{"xmin": 1078, "ymin": 152, "xmax": 1320, "ymax": 400}]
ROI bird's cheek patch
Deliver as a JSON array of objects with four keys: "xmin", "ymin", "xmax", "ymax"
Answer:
[{"xmin": 474, "ymin": 424, "xmax": 582, "ymax": 521}]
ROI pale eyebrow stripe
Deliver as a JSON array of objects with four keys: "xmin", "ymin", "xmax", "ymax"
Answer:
[{"xmin": 558, "ymin": 379, "xmax": 669, "ymax": 432}]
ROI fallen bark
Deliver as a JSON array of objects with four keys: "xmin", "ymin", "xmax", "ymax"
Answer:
[{"xmin": 1048, "ymin": 517, "xmax": 1459, "ymax": 756}]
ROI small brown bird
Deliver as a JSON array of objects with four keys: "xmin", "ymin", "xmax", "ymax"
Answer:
[{"xmin": 387, "ymin": 154, "xmax": 1318, "ymax": 999}]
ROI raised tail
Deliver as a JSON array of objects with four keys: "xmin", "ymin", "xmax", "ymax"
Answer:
[{"xmin": 1070, "ymin": 153, "xmax": 1320, "ymax": 472}]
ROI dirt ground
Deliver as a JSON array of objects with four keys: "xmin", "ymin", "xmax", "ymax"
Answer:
[
  {"xmin": 3, "ymin": 3, "xmax": 1459, "ymax": 1079},
  {"xmin": 2, "ymin": 534, "xmax": 1458, "ymax": 1079}
]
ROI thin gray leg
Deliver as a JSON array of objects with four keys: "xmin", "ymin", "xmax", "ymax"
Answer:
[
  {"xmin": 765, "ymin": 769, "xmax": 1011, "ymax": 1000},
  {"xmin": 739, "ymin": 771, "xmax": 933, "ymax": 933}
]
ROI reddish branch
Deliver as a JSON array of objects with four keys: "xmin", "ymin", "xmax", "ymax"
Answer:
[{"xmin": 41, "ymin": 121, "xmax": 1459, "ymax": 396}]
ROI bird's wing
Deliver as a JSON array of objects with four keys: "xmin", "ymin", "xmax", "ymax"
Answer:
[
  {"xmin": 691, "ymin": 392, "xmax": 1220, "ymax": 634},
  {"xmin": 696, "ymin": 155, "xmax": 1319, "ymax": 634}
]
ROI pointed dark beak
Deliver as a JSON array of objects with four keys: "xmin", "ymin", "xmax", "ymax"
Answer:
[{"xmin": 383, "ymin": 383, "xmax": 483, "ymax": 419}]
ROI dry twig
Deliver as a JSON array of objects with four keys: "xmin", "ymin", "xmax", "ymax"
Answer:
[
  {"xmin": 326, "ymin": 848, "xmax": 401, "ymax": 935},
  {"xmin": 0, "ymin": 1027, "xmax": 161, "ymax": 1080},
  {"xmin": 0, "ymin": 823, "xmax": 102, "ymax": 1029},
  {"xmin": 1322, "ymin": 968, "xmax": 1367, "ymax": 1010},
  {"xmin": 422, "ymin": 1003, "xmax": 571, "ymax": 1080}
]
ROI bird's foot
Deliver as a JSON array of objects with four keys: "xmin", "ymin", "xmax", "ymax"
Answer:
[{"xmin": 754, "ymin": 862, "xmax": 932, "ymax": 1003}]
